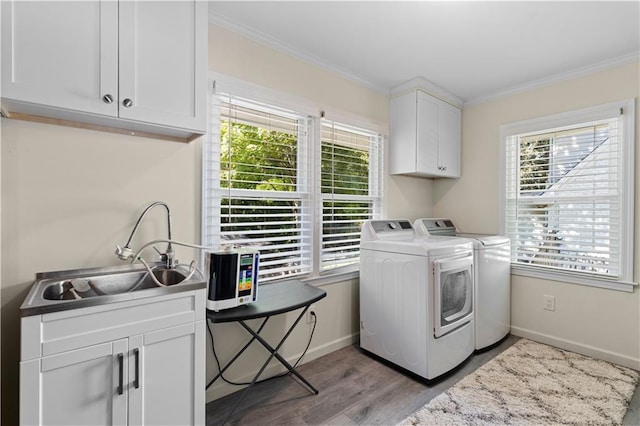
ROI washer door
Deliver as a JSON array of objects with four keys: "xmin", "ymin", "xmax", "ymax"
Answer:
[{"xmin": 434, "ymin": 253, "xmax": 473, "ymax": 338}]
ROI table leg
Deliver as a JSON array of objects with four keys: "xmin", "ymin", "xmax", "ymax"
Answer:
[
  {"xmin": 222, "ymin": 319, "xmax": 290, "ymax": 424},
  {"xmin": 238, "ymin": 305, "xmax": 319, "ymax": 394},
  {"xmin": 211, "ymin": 304, "xmax": 319, "ymax": 424},
  {"xmin": 206, "ymin": 317, "xmax": 270, "ymax": 390}
]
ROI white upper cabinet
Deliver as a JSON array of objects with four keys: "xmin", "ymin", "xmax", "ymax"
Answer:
[
  {"xmin": 1, "ymin": 1, "xmax": 119, "ymax": 116},
  {"xmin": 390, "ymin": 85, "xmax": 462, "ymax": 178},
  {"xmin": 1, "ymin": 0, "xmax": 207, "ymax": 140},
  {"xmin": 117, "ymin": 1, "xmax": 206, "ymax": 132}
]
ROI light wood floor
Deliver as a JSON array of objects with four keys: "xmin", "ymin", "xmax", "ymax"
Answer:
[{"xmin": 206, "ymin": 335, "xmax": 640, "ymax": 425}]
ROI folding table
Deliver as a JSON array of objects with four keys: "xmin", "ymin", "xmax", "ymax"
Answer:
[{"xmin": 206, "ymin": 280, "xmax": 327, "ymax": 418}]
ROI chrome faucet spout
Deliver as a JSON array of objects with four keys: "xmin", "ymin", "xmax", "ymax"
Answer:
[{"xmin": 118, "ymin": 201, "xmax": 175, "ymax": 268}]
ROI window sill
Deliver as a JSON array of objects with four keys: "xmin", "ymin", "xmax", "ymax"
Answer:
[
  {"xmin": 259, "ymin": 268, "xmax": 359, "ymax": 288},
  {"xmin": 511, "ymin": 264, "xmax": 637, "ymax": 293},
  {"xmin": 303, "ymin": 269, "xmax": 360, "ymax": 287}
]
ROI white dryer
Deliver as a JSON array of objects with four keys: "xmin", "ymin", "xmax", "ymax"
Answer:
[
  {"xmin": 359, "ymin": 219, "xmax": 475, "ymax": 381},
  {"xmin": 414, "ymin": 218, "xmax": 511, "ymax": 351}
]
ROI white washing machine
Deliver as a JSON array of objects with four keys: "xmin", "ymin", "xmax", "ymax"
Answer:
[
  {"xmin": 359, "ymin": 219, "xmax": 475, "ymax": 381},
  {"xmin": 414, "ymin": 218, "xmax": 511, "ymax": 351}
]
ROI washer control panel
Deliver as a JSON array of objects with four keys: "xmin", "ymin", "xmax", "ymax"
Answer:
[
  {"xmin": 417, "ymin": 218, "xmax": 457, "ymax": 236},
  {"xmin": 371, "ymin": 220, "xmax": 413, "ymax": 233},
  {"xmin": 361, "ymin": 220, "xmax": 414, "ymax": 241}
]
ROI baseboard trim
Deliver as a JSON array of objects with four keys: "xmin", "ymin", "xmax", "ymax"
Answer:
[
  {"xmin": 206, "ymin": 332, "xmax": 359, "ymax": 402},
  {"xmin": 511, "ymin": 326, "xmax": 640, "ymax": 370},
  {"xmin": 304, "ymin": 332, "xmax": 360, "ymax": 362}
]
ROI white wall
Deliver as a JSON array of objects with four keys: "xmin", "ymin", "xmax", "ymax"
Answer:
[{"xmin": 433, "ymin": 61, "xmax": 640, "ymax": 369}]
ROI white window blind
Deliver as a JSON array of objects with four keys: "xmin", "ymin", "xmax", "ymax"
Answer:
[
  {"xmin": 203, "ymin": 93, "xmax": 312, "ymax": 282},
  {"xmin": 319, "ymin": 120, "xmax": 382, "ymax": 272},
  {"xmin": 503, "ymin": 100, "xmax": 634, "ymax": 286}
]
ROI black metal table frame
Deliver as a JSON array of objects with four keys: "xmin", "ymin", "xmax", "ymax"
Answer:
[
  {"xmin": 206, "ymin": 280, "xmax": 327, "ymax": 422},
  {"xmin": 207, "ymin": 305, "xmax": 317, "ymax": 394}
]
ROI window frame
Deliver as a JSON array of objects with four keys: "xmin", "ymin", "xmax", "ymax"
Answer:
[
  {"xmin": 499, "ymin": 99, "xmax": 636, "ymax": 292},
  {"xmin": 203, "ymin": 74, "xmax": 385, "ymax": 284},
  {"xmin": 215, "ymin": 95, "xmax": 313, "ymax": 282},
  {"xmin": 317, "ymin": 119, "xmax": 384, "ymax": 275}
]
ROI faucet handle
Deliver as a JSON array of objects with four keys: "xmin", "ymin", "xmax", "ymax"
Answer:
[
  {"xmin": 158, "ymin": 251, "xmax": 176, "ymax": 269},
  {"xmin": 115, "ymin": 245, "xmax": 134, "ymax": 261}
]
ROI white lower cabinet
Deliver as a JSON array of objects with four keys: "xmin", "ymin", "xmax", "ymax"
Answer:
[
  {"xmin": 20, "ymin": 290, "xmax": 205, "ymax": 426},
  {"xmin": 21, "ymin": 339, "xmax": 128, "ymax": 425},
  {"xmin": 129, "ymin": 323, "xmax": 204, "ymax": 426}
]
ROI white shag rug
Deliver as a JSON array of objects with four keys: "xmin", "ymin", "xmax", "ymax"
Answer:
[{"xmin": 399, "ymin": 339, "xmax": 639, "ymax": 425}]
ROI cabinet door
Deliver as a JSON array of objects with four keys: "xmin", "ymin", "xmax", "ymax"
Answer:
[
  {"xmin": 416, "ymin": 91, "xmax": 440, "ymax": 175},
  {"xmin": 1, "ymin": 0, "xmax": 118, "ymax": 116},
  {"xmin": 118, "ymin": 0, "xmax": 207, "ymax": 132},
  {"xmin": 20, "ymin": 339, "xmax": 128, "ymax": 426},
  {"xmin": 128, "ymin": 321, "xmax": 205, "ymax": 425},
  {"xmin": 438, "ymin": 102, "xmax": 462, "ymax": 178}
]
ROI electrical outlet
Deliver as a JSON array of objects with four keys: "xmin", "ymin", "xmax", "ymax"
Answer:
[
  {"xmin": 306, "ymin": 305, "xmax": 316, "ymax": 324},
  {"xmin": 543, "ymin": 295, "xmax": 555, "ymax": 311}
]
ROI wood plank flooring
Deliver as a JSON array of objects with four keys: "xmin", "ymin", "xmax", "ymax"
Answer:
[{"xmin": 206, "ymin": 335, "xmax": 640, "ymax": 425}]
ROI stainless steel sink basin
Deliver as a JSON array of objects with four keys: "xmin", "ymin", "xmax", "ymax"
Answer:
[
  {"xmin": 41, "ymin": 269, "xmax": 187, "ymax": 300},
  {"xmin": 21, "ymin": 263, "xmax": 206, "ymax": 316}
]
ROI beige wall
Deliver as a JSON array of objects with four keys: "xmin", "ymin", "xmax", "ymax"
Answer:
[
  {"xmin": 0, "ymin": 22, "xmax": 433, "ymax": 421},
  {"xmin": 4, "ymin": 17, "xmax": 634, "ymax": 424},
  {"xmin": 0, "ymin": 122, "xmax": 204, "ymax": 424},
  {"xmin": 204, "ymin": 24, "xmax": 432, "ymax": 401},
  {"xmin": 208, "ymin": 24, "xmax": 433, "ymax": 222},
  {"xmin": 433, "ymin": 61, "xmax": 640, "ymax": 368}
]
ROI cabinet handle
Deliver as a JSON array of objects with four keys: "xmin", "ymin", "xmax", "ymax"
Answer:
[
  {"xmin": 134, "ymin": 348, "xmax": 140, "ymax": 389},
  {"xmin": 102, "ymin": 94, "xmax": 114, "ymax": 104},
  {"xmin": 117, "ymin": 353, "xmax": 124, "ymax": 395},
  {"xmin": 122, "ymin": 98, "xmax": 133, "ymax": 108}
]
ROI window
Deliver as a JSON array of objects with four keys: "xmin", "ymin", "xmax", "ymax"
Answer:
[
  {"xmin": 500, "ymin": 99, "xmax": 635, "ymax": 291},
  {"xmin": 203, "ymin": 80, "xmax": 383, "ymax": 283},
  {"xmin": 319, "ymin": 120, "xmax": 383, "ymax": 272}
]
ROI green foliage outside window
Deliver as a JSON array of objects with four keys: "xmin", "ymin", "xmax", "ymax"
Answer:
[
  {"xmin": 220, "ymin": 121, "xmax": 298, "ymax": 191},
  {"xmin": 519, "ymin": 137, "xmax": 550, "ymax": 194},
  {"xmin": 219, "ymin": 117, "xmax": 374, "ymax": 273}
]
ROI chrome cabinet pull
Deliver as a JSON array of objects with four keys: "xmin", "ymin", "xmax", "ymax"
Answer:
[
  {"xmin": 122, "ymin": 98, "xmax": 133, "ymax": 108},
  {"xmin": 102, "ymin": 94, "xmax": 114, "ymax": 104}
]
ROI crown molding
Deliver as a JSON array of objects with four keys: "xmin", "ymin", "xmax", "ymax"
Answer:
[
  {"xmin": 464, "ymin": 51, "xmax": 640, "ymax": 107},
  {"xmin": 209, "ymin": 13, "xmax": 389, "ymax": 95},
  {"xmin": 209, "ymin": 10, "xmax": 639, "ymax": 109},
  {"xmin": 390, "ymin": 76, "xmax": 464, "ymax": 108}
]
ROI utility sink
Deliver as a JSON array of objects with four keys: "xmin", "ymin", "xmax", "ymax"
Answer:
[
  {"xmin": 21, "ymin": 263, "xmax": 206, "ymax": 316},
  {"xmin": 42, "ymin": 269, "xmax": 187, "ymax": 300}
]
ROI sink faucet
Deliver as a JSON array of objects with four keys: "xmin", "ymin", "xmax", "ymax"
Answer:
[{"xmin": 115, "ymin": 201, "xmax": 175, "ymax": 269}]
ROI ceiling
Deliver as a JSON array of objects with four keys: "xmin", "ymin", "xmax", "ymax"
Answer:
[{"xmin": 208, "ymin": 1, "xmax": 640, "ymax": 104}]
